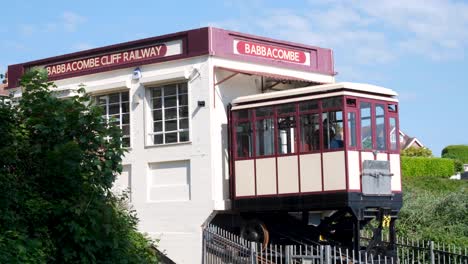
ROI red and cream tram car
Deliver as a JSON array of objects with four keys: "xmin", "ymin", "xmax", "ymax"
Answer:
[{"xmin": 216, "ymin": 82, "xmax": 402, "ymax": 253}]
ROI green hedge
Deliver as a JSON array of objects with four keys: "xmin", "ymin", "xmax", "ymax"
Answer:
[
  {"xmin": 441, "ymin": 145, "xmax": 468, "ymax": 163},
  {"xmin": 401, "ymin": 156, "xmax": 454, "ymax": 178}
]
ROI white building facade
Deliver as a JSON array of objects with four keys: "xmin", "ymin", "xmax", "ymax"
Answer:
[{"xmin": 6, "ymin": 27, "xmax": 335, "ymax": 263}]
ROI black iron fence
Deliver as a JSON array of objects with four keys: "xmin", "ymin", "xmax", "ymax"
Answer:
[{"xmin": 203, "ymin": 225, "xmax": 467, "ymax": 264}]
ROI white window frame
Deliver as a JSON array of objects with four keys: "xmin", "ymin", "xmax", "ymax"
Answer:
[
  {"xmin": 146, "ymin": 82, "xmax": 190, "ymax": 145},
  {"xmin": 96, "ymin": 91, "xmax": 131, "ymax": 147}
]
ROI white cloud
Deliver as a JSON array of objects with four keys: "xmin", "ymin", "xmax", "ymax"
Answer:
[
  {"xmin": 207, "ymin": 0, "xmax": 468, "ymax": 79},
  {"xmin": 62, "ymin": 11, "xmax": 87, "ymax": 32},
  {"xmin": 19, "ymin": 24, "xmax": 35, "ymax": 36}
]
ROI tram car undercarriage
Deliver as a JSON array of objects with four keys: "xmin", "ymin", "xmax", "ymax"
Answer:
[{"xmin": 212, "ymin": 82, "xmax": 402, "ymax": 256}]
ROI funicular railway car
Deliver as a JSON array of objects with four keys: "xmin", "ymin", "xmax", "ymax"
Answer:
[{"xmin": 213, "ymin": 82, "xmax": 402, "ymax": 255}]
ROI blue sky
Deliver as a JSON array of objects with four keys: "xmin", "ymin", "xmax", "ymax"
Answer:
[{"xmin": 1, "ymin": 0, "xmax": 467, "ymax": 156}]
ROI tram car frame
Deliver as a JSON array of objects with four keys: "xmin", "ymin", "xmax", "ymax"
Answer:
[{"xmin": 213, "ymin": 82, "xmax": 402, "ymax": 255}]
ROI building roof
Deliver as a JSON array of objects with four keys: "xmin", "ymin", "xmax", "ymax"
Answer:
[
  {"xmin": 231, "ymin": 82, "xmax": 398, "ymax": 107},
  {"xmin": 6, "ymin": 27, "xmax": 335, "ymax": 89}
]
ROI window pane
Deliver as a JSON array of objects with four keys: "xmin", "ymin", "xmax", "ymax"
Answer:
[
  {"xmin": 121, "ymin": 92, "xmax": 129, "ymax": 102},
  {"xmin": 165, "ymin": 108, "xmax": 177, "ymax": 120},
  {"xmin": 256, "ymin": 118, "xmax": 275, "ymax": 156},
  {"xmin": 122, "ymin": 113, "xmax": 130, "ymax": 125},
  {"xmin": 152, "ymin": 88, "xmax": 162, "ymax": 98},
  {"xmin": 236, "ymin": 122, "xmax": 253, "ymax": 158},
  {"xmin": 121, "ymin": 125, "xmax": 130, "ymax": 136},
  {"xmin": 165, "ymin": 120, "xmax": 177, "ymax": 131},
  {"xmin": 300, "ymin": 113, "xmax": 320, "ymax": 152},
  {"xmin": 178, "ymin": 94, "xmax": 188, "ymax": 106},
  {"xmin": 322, "ymin": 97, "xmax": 342, "ymax": 109},
  {"xmin": 153, "ymin": 110, "xmax": 162, "ymax": 121},
  {"xmin": 277, "ymin": 116, "xmax": 297, "ymax": 154},
  {"xmin": 360, "ymin": 102, "xmax": 372, "ymax": 149},
  {"xmin": 164, "ymin": 85, "xmax": 177, "ymax": 96},
  {"xmin": 122, "ymin": 137, "xmax": 130, "ymax": 148},
  {"xmin": 299, "ymin": 100, "xmax": 319, "ymax": 112},
  {"xmin": 179, "ymin": 106, "xmax": 189, "ymax": 118},
  {"xmin": 388, "ymin": 104, "xmax": 397, "ymax": 112},
  {"xmin": 256, "ymin": 107, "xmax": 274, "ymax": 117},
  {"xmin": 376, "ymin": 104, "xmax": 386, "ymax": 150},
  {"xmin": 234, "ymin": 109, "xmax": 250, "ymax": 120},
  {"xmin": 165, "ymin": 96, "xmax": 177, "ymax": 108},
  {"xmin": 97, "ymin": 96, "xmax": 107, "ymax": 105},
  {"xmin": 179, "ymin": 83, "xmax": 188, "ymax": 94},
  {"xmin": 389, "ymin": 117, "xmax": 397, "ymax": 150},
  {"xmin": 347, "ymin": 112, "xmax": 357, "ymax": 147},
  {"xmin": 179, "ymin": 118, "xmax": 188, "ymax": 129},
  {"xmin": 277, "ymin": 103, "xmax": 295, "ymax": 115},
  {"xmin": 109, "ymin": 93, "xmax": 120, "ymax": 104},
  {"xmin": 154, "ymin": 134, "xmax": 163, "ymax": 144},
  {"xmin": 109, "ymin": 104, "xmax": 120, "ymax": 115},
  {"xmin": 153, "ymin": 98, "xmax": 162, "ymax": 109},
  {"xmin": 165, "ymin": 132, "xmax": 177, "ymax": 143},
  {"xmin": 323, "ymin": 111, "xmax": 343, "ymax": 149},
  {"xmin": 100, "ymin": 105, "xmax": 107, "ymax": 115},
  {"xmin": 154, "ymin": 121, "xmax": 162, "ymax": 132},
  {"xmin": 121, "ymin": 102, "xmax": 129, "ymax": 113},
  {"xmin": 179, "ymin": 131, "xmax": 189, "ymax": 142}
]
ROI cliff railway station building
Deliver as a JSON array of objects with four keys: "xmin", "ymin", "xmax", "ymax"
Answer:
[{"xmin": 6, "ymin": 27, "xmax": 402, "ymax": 263}]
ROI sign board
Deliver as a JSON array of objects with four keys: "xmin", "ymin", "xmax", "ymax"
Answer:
[
  {"xmin": 46, "ymin": 40, "xmax": 183, "ymax": 78},
  {"xmin": 233, "ymin": 40, "xmax": 311, "ymax": 66}
]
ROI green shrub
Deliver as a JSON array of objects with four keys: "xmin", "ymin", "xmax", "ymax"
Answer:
[
  {"xmin": 441, "ymin": 145, "xmax": 468, "ymax": 163},
  {"xmin": 401, "ymin": 146, "xmax": 432, "ymax": 157},
  {"xmin": 401, "ymin": 156, "xmax": 454, "ymax": 178}
]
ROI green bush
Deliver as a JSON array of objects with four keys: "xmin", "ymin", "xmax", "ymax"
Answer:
[
  {"xmin": 401, "ymin": 146, "xmax": 432, "ymax": 157},
  {"xmin": 401, "ymin": 156, "xmax": 454, "ymax": 178},
  {"xmin": 442, "ymin": 145, "xmax": 468, "ymax": 163}
]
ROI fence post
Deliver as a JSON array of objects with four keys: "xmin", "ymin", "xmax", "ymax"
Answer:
[
  {"xmin": 429, "ymin": 241, "xmax": 435, "ymax": 264},
  {"xmin": 324, "ymin": 245, "xmax": 332, "ymax": 264},
  {"xmin": 285, "ymin": 245, "xmax": 291, "ymax": 264},
  {"xmin": 250, "ymin": 242, "xmax": 257, "ymax": 264}
]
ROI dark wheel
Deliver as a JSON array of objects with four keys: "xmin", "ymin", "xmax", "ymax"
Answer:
[{"xmin": 240, "ymin": 219, "xmax": 270, "ymax": 248}]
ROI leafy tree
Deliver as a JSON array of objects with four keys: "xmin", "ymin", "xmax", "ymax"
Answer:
[
  {"xmin": 0, "ymin": 70, "xmax": 157, "ymax": 263},
  {"xmin": 441, "ymin": 145, "xmax": 468, "ymax": 173},
  {"xmin": 401, "ymin": 146, "xmax": 432, "ymax": 157}
]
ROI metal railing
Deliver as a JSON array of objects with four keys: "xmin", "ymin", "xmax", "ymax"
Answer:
[
  {"xmin": 361, "ymin": 231, "xmax": 468, "ymax": 264},
  {"xmin": 203, "ymin": 225, "xmax": 398, "ymax": 264}
]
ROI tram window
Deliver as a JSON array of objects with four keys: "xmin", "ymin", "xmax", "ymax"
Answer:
[
  {"xmin": 277, "ymin": 115, "xmax": 297, "ymax": 154},
  {"xmin": 300, "ymin": 113, "xmax": 320, "ymax": 152},
  {"xmin": 236, "ymin": 122, "xmax": 253, "ymax": 158},
  {"xmin": 256, "ymin": 118, "xmax": 275, "ymax": 156},
  {"xmin": 323, "ymin": 111, "xmax": 343, "ymax": 149},
  {"xmin": 256, "ymin": 106, "xmax": 274, "ymax": 117},
  {"xmin": 234, "ymin": 109, "xmax": 250, "ymax": 120},
  {"xmin": 389, "ymin": 117, "xmax": 397, "ymax": 150},
  {"xmin": 299, "ymin": 100, "xmax": 319, "ymax": 112},
  {"xmin": 322, "ymin": 97, "xmax": 342, "ymax": 109},
  {"xmin": 376, "ymin": 104, "xmax": 386, "ymax": 150},
  {"xmin": 360, "ymin": 102, "xmax": 373, "ymax": 150},
  {"xmin": 277, "ymin": 103, "xmax": 296, "ymax": 114},
  {"xmin": 346, "ymin": 98, "xmax": 357, "ymax": 107},
  {"xmin": 347, "ymin": 112, "xmax": 357, "ymax": 147},
  {"xmin": 388, "ymin": 104, "xmax": 397, "ymax": 112}
]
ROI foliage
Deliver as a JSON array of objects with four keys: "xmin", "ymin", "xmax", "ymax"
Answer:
[
  {"xmin": 441, "ymin": 145, "xmax": 468, "ymax": 173},
  {"xmin": 401, "ymin": 156, "xmax": 455, "ymax": 178},
  {"xmin": 398, "ymin": 176, "xmax": 468, "ymax": 246},
  {"xmin": 401, "ymin": 146, "xmax": 432, "ymax": 157},
  {"xmin": 0, "ymin": 70, "xmax": 157, "ymax": 263},
  {"xmin": 441, "ymin": 145, "xmax": 468, "ymax": 163}
]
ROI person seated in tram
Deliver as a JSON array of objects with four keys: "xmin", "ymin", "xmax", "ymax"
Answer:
[{"xmin": 330, "ymin": 127, "xmax": 344, "ymax": 149}]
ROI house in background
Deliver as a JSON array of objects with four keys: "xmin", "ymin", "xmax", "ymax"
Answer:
[{"xmin": 399, "ymin": 130, "xmax": 424, "ymax": 150}]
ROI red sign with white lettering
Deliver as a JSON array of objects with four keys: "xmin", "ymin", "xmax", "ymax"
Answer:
[
  {"xmin": 46, "ymin": 44, "xmax": 169, "ymax": 77},
  {"xmin": 234, "ymin": 40, "xmax": 309, "ymax": 65}
]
